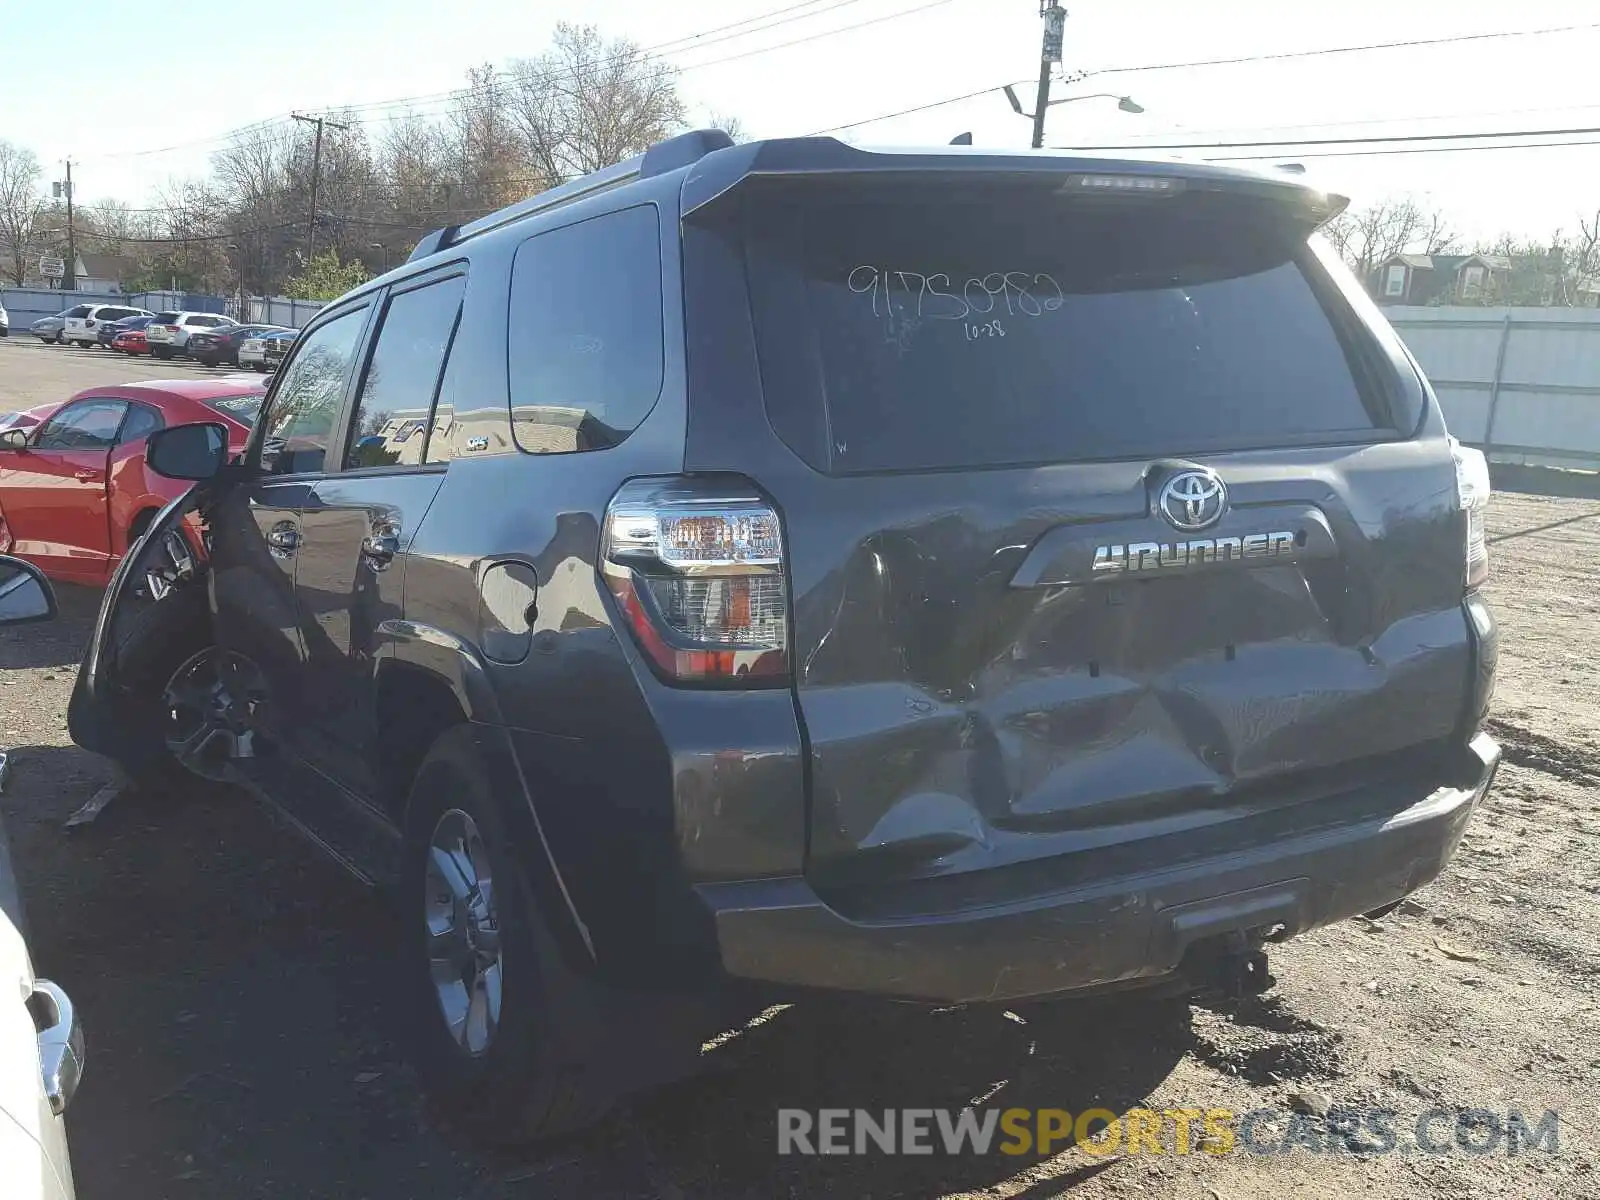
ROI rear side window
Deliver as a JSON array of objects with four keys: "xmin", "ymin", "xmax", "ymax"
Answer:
[
  {"xmin": 744, "ymin": 190, "xmax": 1393, "ymax": 474},
  {"xmin": 506, "ymin": 205, "xmax": 663, "ymax": 454},
  {"xmin": 346, "ymin": 274, "xmax": 465, "ymax": 469},
  {"xmin": 118, "ymin": 403, "xmax": 163, "ymax": 443}
]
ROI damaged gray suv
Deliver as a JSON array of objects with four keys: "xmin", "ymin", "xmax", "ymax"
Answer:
[{"xmin": 68, "ymin": 130, "xmax": 1501, "ymax": 1142}]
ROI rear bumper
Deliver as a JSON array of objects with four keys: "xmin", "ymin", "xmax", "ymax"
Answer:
[{"xmin": 698, "ymin": 732, "xmax": 1500, "ymax": 1004}]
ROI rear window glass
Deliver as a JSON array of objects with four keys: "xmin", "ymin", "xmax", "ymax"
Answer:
[
  {"xmin": 744, "ymin": 190, "xmax": 1390, "ymax": 473},
  {"xmin": 154, "ymin": 312, "xmax": 179, "ymax": 323},
  {"xmin": 206, "ymin": 393, "xmax": 264, "ymax": 427}
]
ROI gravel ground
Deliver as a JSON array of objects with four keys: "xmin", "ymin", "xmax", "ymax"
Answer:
[{"xmin": 0, "ymin": 338, "xmax": 1595, "ymax": 1198}]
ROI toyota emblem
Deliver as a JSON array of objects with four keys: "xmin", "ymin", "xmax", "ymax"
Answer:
[{"xmin": 1158, "ymin": 470, "xmax": 1227, "ymax": 532}]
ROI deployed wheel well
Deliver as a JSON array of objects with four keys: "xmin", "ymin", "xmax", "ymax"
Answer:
[{"xmin": 375, "ymin": 663, "xmax": 468, "ymax": 820}]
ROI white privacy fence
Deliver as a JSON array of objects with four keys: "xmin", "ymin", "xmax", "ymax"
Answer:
[{"xmin": 1387, "ymin": 306, "xmax": 1600, "ymax": 471}]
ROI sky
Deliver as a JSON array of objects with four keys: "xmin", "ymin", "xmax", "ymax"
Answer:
[{"xmin": 10, "ymin": 0, "xmax": 1600, "ymax": 245}]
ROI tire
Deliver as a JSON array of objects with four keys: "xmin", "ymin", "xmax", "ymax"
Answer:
[
  {"xmin": 152, "ymin": 347, "xmax": 173, "ymax": 361},
  {"xmin": 250, "ymin": 363, "xmax": 265, "ymax": 373},
  {"xmin": 400, "ymin": 726, "xmax": 621, "ymax": 1144},
  {"xmin": 88, "ymin": 581, "xmax": 214, "ymax": 793}
]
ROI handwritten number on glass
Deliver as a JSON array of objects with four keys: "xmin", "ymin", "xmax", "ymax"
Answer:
[{"xmin": 848, "ymin": 267, "xmax": 1064, "ymax": 329}]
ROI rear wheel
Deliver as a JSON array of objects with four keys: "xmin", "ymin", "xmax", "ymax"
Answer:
[
  {"xmin": 401, "ymin": 727, "xmax": 622, "ymax": 1144},
  {"xmin": 152, "ymin": 346, "xmax": 173, "ymax": 360}
]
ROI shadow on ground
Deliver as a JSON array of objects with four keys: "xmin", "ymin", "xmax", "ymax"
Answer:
[{"xmin": 2, "ymin": 738, "xmax": 1203, "ymax": 1199}]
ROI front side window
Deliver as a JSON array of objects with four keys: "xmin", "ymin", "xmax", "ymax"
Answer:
[
  {"xmin": 33, "ymin": 400, "xmax": 129, "ymax": 450},
  {"xmin": 346, "ymin": 275, "xmax": 465, "ymax": 469},
  {"xmin": 258, "ymin": 307, "xmax": 367, "ymax": 475},
  {"xmin": 506, "ymin": 205, "xmax": 664, "ymax": 455}
]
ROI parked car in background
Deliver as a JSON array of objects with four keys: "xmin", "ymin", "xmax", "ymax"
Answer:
[
  {"xmin": 98, "ymin": 315, "xmax": 154, "ymax": 351},
  {"xmin": 144, "ymin": 312, "xmax": 236, "ymax": 360},
  {"xmin": 30, "ymin": 315, "xmax": 66, "ymax": 345},
  {"xmin": 0, "ymin": 378, "xmax": 262, "ymax": 586},
  {"xmin": 0, "ymin": 555, "xmax": 83, "ymax": 1200},
  {"xmin": 62, "ymin": 304, "xmax": 152, "ymax": 349},
  {"xmin": 186, "ymin": 323, "xmax": 291, "ymax": 368},
  {"xmin": 109, "ymin": 327, "xmax": 149, "ymax": 356},
  {"xmin": 0, "ymin": 296, "xmax": 8, "ymax": 337},
  {"xmin": 260, "ymin": 329, "xmax": 294, "ymax": 371}
]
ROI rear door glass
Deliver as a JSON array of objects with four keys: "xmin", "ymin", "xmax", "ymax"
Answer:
[
  {"xmin": 745, "ymin": 190, "xmax": 1391, "ymax": 474},
  {"xmin": 346, "ymin": 274, "xmax": 465, "ymax": 468}
]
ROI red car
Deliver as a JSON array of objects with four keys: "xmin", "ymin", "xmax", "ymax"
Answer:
[
  {"xmin": 111, "ymin": 328, "xmax": 149, "ymax": 355},
  {"xmin": 0, "ymin": 379, "xmax": 263, "ymax": 586}
]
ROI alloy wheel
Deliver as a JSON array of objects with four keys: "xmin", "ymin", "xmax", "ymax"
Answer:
[
  {"xmin": 160, "ymin": 649, "xmax": 267, "ymax": 780},
  {"xmin": 424, "ymin": 809, "xmax": 503, "ymax": 1057}
]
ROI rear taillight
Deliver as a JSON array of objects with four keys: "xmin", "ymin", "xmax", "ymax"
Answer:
[
  {"xmin": 1452, "ymin": 439, "xmax": 1490, "ymax": 591},
  {"xmin": 602, "ymin": 478, "xmax": 790, "ymax": 685}
]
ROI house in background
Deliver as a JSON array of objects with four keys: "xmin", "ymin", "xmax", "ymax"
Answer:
[
  {"xmin": 71, "ymin": 253, "xmax": 135, "ymax": 292},
  {"xmin": 1371, "ymin": 253, "xmax": 1513, "ymax": 305},
  {"xmin": 17, "ymin": 251, "xmax": 135, "ymax": 291}
]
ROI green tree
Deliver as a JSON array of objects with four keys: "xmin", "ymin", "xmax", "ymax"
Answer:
[{"xmin": 284, "ymin": 250, "xmax": 369, "ymax": 300}]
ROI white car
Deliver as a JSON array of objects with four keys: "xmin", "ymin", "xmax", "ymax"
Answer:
[
  {"xmin": 61, "ymin": 304, "xmax": 152, "ymax": 349},
  {"xmin": 0, "ymin": 296, "xmax": 9, "ymax": 337},
  {"xmin": 0, "ymin": 558, "xmax": 84, "ymax": 1200},
  {"xmin": 145, "ymin": 311, "xmax": 236, "ymax": 360}
]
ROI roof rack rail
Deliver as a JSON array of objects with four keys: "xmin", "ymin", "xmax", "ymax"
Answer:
[{"xmin": 405, "ymin": 128, "xmax": 734, "ymax": 264}]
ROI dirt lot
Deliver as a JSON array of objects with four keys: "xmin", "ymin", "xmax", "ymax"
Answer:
[{"xmin": 0, "ymin": 337, "xmax": 1596, "ymax": 1198}]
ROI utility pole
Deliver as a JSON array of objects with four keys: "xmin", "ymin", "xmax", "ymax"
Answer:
[
  {"xmin": 51, "ymin": 161, "xmax": 75, "ymax": 291},
  {"xmin": 1003, "ymin": 3, "xmax": 1070, "ymax": 149},
  {"xmin": 291, "ymin": 112, "xmax": 351, "ymax": 263},
  {"xmin": 1031, "ymin": 2, "xmax": 1065, "ymax": 149}
]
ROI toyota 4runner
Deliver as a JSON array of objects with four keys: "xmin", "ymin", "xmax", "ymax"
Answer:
[{"xmin": 67, "ymin": 131, "xmax": 1500, "ymax": 1142}]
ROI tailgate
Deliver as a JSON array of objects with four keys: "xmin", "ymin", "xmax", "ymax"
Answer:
[{"xmin": 688, "ymin": 166, "xmax": 1473, "ymax": 896}]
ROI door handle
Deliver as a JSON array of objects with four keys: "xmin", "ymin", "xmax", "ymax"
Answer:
[
  {"xmin": 360, "ymin": 532, "xmax": 400, "ymax": 569},
  {"xmin": 29, "ymin": 979, "xmax": 84, "ymax": 1116},
  {"xmin": 266, "ymin": 524, "xmax": 301, "ymax": 557},
  {"xmin": 74, "ymin": 469, "xmax": 103, "ymax": 483}
]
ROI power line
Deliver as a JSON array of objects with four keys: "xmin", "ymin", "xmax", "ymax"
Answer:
[
  {"xmin": 1211, "ymin": 138, "xmax": 1600, "ymax": 162},
  {"xmin": 805, "ymin": 79, "xmax": 1028, "ymax": 136},
  {"xmin": 1059, "ymin": 122, "xmax": 1600, "ymax": 152},
  {"xmin": 803, "ymin": 18, "xmax": 1600, "ymax": 138},
  {"xmin": 1087, "ymin": 19, "xmax": 1600, "ymax": 77},
  {"xmin": 1096, "ymin": 100, "xmax": 1600, "ymax": 146},
  {"xmin": 344, "ymin": 0, "xmax": 879, "ymax": 119},
  {"xmin": 88, "ymin": 0, "xmax": 883, "ymax": 160}
]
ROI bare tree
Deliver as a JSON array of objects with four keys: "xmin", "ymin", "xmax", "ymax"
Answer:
[
  {"xmin": 0, "ymin": 140, "xmax": 45, "ymax": 286},
  {"xmin": 506, "ymin": 24, "xmax": 687, "ymax": 190},
  {"xmin": 1322, "ymin": 197, "xmax": 1458, "ymax": 281}
]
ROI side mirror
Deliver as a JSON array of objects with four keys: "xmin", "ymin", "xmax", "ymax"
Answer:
[
  {"xmin": 0, "ymin": 557, "xmax": 56, "ymax": 625},
  {"xmin": 147, "ymin": 422, "xmax": 229, "ymax": 481},
  {"xmin": 0, "ymin": 429, "xmax": 27, "ymax": 450}
]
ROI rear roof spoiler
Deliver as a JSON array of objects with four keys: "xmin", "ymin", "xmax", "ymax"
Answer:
[
  {"xmin": 678, "ymin": 137, "xmax": 1347, "ymax": 226},
  {"xmin": 405, "ymin": 129, "xmax": 735, "ymax": 264}
]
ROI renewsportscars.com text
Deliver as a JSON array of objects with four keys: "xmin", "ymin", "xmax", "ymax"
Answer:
[{"xmin": 776, "ymin": 1106, "xmax": 1560, "ymax": 1158}]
